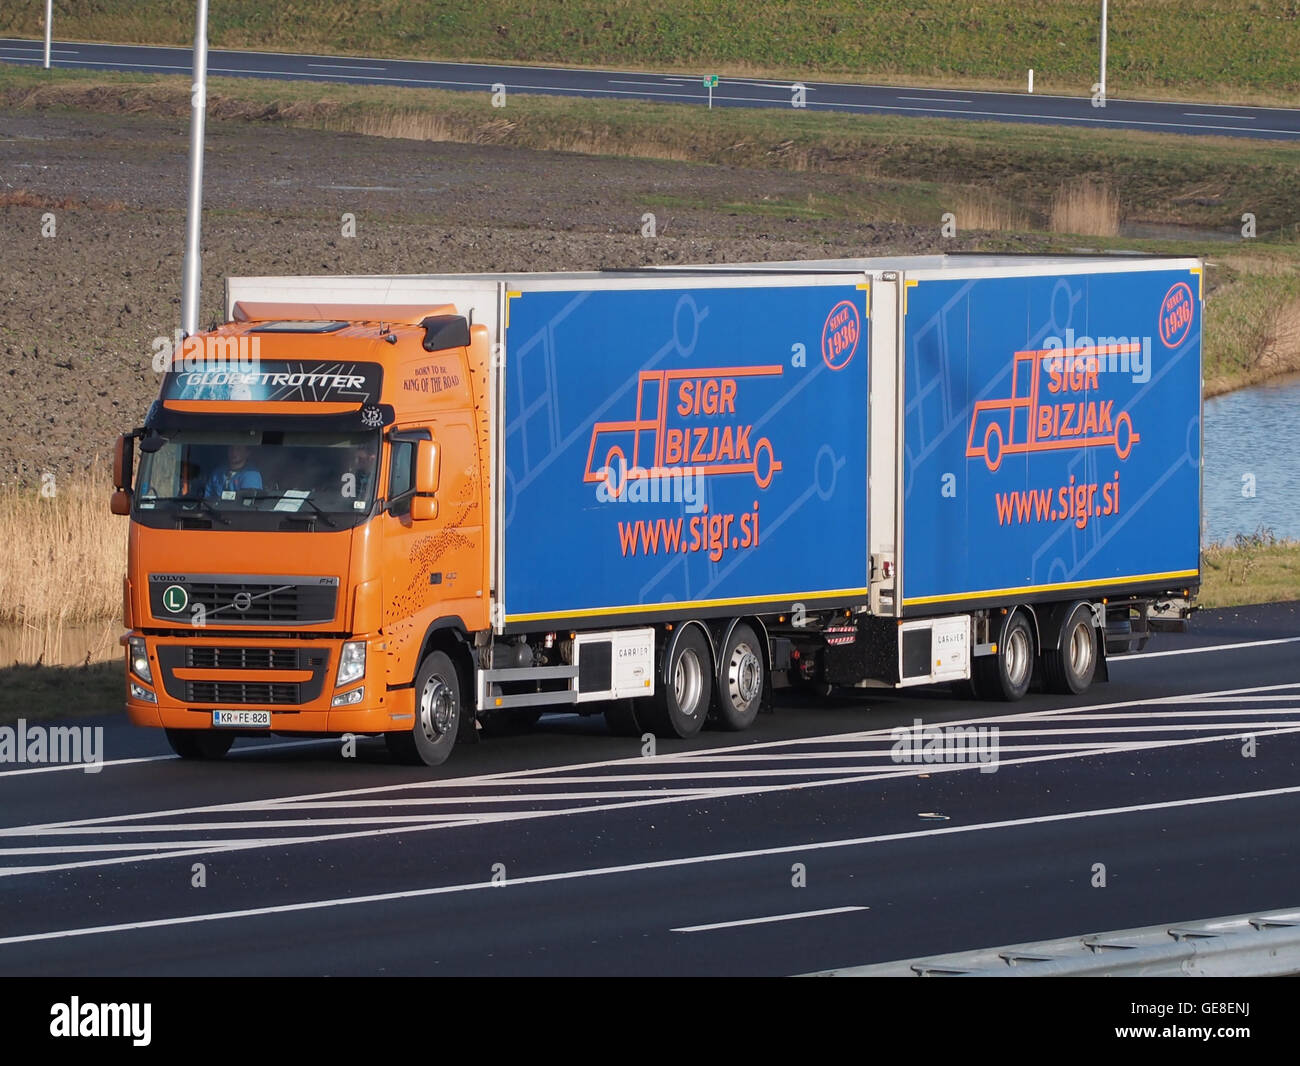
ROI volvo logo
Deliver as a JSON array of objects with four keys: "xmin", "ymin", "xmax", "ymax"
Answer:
[{"xmin": 232, "ymin": 591, "xmax": 253, "ymax": 611}]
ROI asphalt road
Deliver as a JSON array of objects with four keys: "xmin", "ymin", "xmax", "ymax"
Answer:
[
  {"xmin": 2, "ymin": 38, "xmax": 1298, "ymax": 141},
  {"xmin": 0, "ymin": 601, "xmax": 1297, "ymax": 976}
]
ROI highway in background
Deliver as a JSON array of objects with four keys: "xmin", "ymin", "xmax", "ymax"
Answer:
[
  {"xmin": 2, "ymin": 38, "xmax": 1298, "ymax": 140},
  {"xmin": 0, "ymin": 601, "xmax": 1297, "ymax": 975}
]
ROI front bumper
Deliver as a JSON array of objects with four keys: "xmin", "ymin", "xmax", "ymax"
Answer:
[{"xmin": 123, "ymin": 633, "xmax": 413, "ymax": 734}]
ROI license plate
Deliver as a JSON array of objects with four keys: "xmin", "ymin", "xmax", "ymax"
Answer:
[{"xmin": 212, "ymin": 709, "xmax": 271, "ymax": 728}]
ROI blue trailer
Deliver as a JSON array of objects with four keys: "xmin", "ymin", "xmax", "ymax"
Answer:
[{"xmin": 226, "ymin": 254, "xmax": 1201, "ymax": 756}]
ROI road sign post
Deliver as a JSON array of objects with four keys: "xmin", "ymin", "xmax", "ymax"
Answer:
[
  {"xmin": 703, "ymin": 74, "xmax": 718, "ymax": 109},
  {"xmin": 43, "ymin": 0, "xmax": 52, "ymax": 69}
]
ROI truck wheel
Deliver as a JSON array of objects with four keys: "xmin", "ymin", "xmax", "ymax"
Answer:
[
  {"xmin": 645, "ymin": 627, "xmax": 712, "ymax": 738},
  {"xmin": 1041, "ymin": 602, "xmax": 1098, "ymax": 694},
  {"xmin": 975, "ymin": 611, "xmax": 1034, "ymax": 701},
  {"xmin": 165, "ymin": 729, "xmax": 234, "ymax": 760},
  {"xmin": 386, "ymin": 650, "xmax": 461, "ymax": 766},
  {"xmin": 713, "ymin": 623, "xmax": 764, "ymax": 731}
]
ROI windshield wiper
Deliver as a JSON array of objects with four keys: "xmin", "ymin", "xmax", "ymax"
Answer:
[
  {"xmin": 242, "ymin": 493, "xmax": 339, "ymax": 528},
  {"xmin": 149, "ymin": 496, "xmax": 230, "ymax": 525}
]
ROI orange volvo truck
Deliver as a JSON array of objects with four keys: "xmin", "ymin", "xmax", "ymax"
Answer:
[{"xmin": 113, "ymin": 257, "xmax": 1202, "ymax": 766}]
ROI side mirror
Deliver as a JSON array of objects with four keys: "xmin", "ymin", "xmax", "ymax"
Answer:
[
  {"xmin": 411, "ymin": 496, "xmax": 438, "ymax": 521},
  {"xmin": 414, "ymin": 439, "xmax": 440, "ymax": 495},
  {"xmin": 113, "ymin": 433, "xmax": 134, "ymax": 490},
  {"xmin": 110, "ymin": 489, "xmax": 132, "ymax": 515}
]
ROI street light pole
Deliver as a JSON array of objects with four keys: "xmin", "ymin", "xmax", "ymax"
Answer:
[
  {"xmin": 1099, "ymin": 0, "xmax": 1109, "ymax": 102},
  {"xmin": 181, "ymin": 0, "xmax": 209, "ymax": 338},
  {"xmin": 43, "ymin": 0, "xmax": 52, "ymax": 69}
]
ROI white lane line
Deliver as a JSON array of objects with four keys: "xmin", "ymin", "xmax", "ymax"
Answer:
[
  {"xmin": 0, "ymin": 737, "xmax": 337, "ymax": 777},
  {"xmin": 4, "ymin": 781, "xmax": 1300, "ymax": 947},
  {"xmin": 9, "ymin": 724, "xmax": 1300, "ymax": 878},
  {"xmin": 307, "ymin": 63, "xmax": 386, "ymax": 71},
  {"xmin": 1119, "ymin": 637, "xmax": 1300, "ymax": 660},
  {"xmin": 608, "ymin": 79, "xmax": 674, "ymax": 86},
  {"xmin": 672, "ymin": 906, "xmax": 867, "ymax": 932},
  {"xmin": 897, "ymin": 95, "xmax": 971, "ymax": 103},
  {"xmin": 1185, "ymin": 112, "xmax": 1254, "ymax": 119},
  {"xmin": 1037, "ymin": 705, "xmax": 1300, "ymax": 718}
]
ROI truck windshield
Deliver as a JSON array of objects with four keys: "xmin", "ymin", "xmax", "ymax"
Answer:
[{"xmin": 135, "ymin": 428, "xmax": 380, "ymax": 526}]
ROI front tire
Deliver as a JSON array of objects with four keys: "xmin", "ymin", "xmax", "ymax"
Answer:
[
  {"xmin": 166, "ymin": 728, "xmax": 234, "ymax": 760},
  {"xmin": 387, "ymin": 650, "xmax": 461, "ymax": 766}
]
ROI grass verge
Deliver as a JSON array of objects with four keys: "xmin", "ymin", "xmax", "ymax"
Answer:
[
  {"xmin": 0, "ymin": 661, "xmax": 121, "ymax": 724},
  {"xmin": 1199, "ymin": 537, "xmax": 1300, "ymax": 610},
  {"xmin": 1, "ymin": 1, "xmax": 1297, "ymax": 106}
]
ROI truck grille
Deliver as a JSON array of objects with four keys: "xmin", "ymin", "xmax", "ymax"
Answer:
[
  {"xmin": 186, "ymin": 646, "xmax": 299, "ymax": 670},
  {"xmin": 157, "ymin": 644, "xmax": 331, "ymax": 707},
  {"xmin": 149, "ymin": 575, "xmax": 338, "ymax": 625},
  {"xmin": 186, "ymin": 681, "xmax": 300, "ymax": 705}
]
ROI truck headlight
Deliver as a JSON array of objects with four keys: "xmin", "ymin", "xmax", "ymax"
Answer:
[
  {"xmin": 128, "ymin": 636, "xmax": 152, "ymax": 683},
  {"xmin": 130, "ymin": 681, "xmax": 157, "ymax": 703},
  {"xmin": 336, "ymin": 641, "xmax": 366, "ymax": 687},
  {"xmin": 331, "ymin": 687, "xmax": 364, "ymax": 707}
]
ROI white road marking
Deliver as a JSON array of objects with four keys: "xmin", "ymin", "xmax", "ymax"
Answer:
[
  {"xmin": 898, "ymin": 96, "xmax": 971, "ymax": 103},
  {"xmin": 5, "ymin": 722, "xmax": 1298, "ymax": 878},
  {"xmin": 3, "ymin": 680, "xmax": 1298, "ymax": 875},
  {"xmin": 3, "ymin": 782, "xmax": 1299, "ymax": 947},
  {"xmin": 1119, "ymin": 637, "xmax": 1300, "ymax": 660},
  {"xmin": 1185, "ymin": 112, "xmax": 1254, "ymax": 119},
  {"xmin": 307, "ymin": 63, "xmax": 386, "ymax": 71},
  {"xmin": 672, "ymin": 906, "xmax": 867, "ymax": 932},
  {"xmin": 0, "ymin": 737, "xmax": 337, "ymax": 777}
]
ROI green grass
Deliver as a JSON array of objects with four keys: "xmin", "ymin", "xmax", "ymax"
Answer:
[
  {"xmin": 0, "ymin": 661, "xmax": 121, "ymax": 724},
  {"xmin": 2, "ymin": 1, "xmax": 1298, "ymax": 105},
  {"xmin": 1199, "ymin": 537, "xmax": 1300, "ymax": 610}
]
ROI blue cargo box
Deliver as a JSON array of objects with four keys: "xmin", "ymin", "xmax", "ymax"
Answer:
[
  {"xmin": 501, "ymin": 279, "xmax": 871, "ymax": 625},
  {"xmin": 899, "ymin": 264, "xmax": 1202, "ymax": 613}
]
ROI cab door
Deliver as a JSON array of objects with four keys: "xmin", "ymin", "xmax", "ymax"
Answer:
[{"xmin": 380, "ymin": 423, "xmax": 487, "ymax": 683}]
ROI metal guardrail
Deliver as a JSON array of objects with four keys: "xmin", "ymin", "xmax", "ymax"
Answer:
[{"xmin": 803, "ymin": 909, "xmax": 1300, "ymax": 977}]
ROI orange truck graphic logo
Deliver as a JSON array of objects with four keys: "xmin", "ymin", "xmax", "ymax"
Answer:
[
  {"xmin": 966, "ymin": 346, "xmax": 1140, "ymax": 472},
  {"xmin": 585, "ymin": 366, "xmax": 784, "ymax": 489}
]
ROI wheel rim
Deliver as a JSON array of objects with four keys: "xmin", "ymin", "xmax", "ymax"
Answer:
[
  {"xmin": 728, "ymin": 642, "xmax": 762, "ymax": 707},
  {"xmin": 674, "ymin": 649, "xmax": 703, "ymax": 715},
  {"xmin": 1069, "ymin": 620, "xmax": 1094, "ymax": 676},
  {"xmin": 1006, "ymin": 626, "xmax": 1031, "ymax": 687},
  {"xmin": 418, "ymin": 674, "xmax": 456, "ymax": 741}
]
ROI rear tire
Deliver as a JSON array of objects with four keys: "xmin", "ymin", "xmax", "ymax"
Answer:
[
  {"xmin": 166, "ymin": 729, "xmax": 234, "ymax": 760},
  {"xmin": 386, "ymin": 650, "xmax": 461, "ymax": 766},
  {"xmin": 712, "ymin": 623, "xmax": 764, "ymax": 731},
  {"xmin": 974, "ymin": 611, "xmax": 1034, "ymax": 701},
  {"xmin": 643, "ymin": 626, "xmax": 712, "ymax": 738},
  {"xmin": 1041, "ymin": 603, "xmax": 1098, "ymax": 694}
]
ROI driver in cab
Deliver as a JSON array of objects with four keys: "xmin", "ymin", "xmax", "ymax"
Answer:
[{"xmin": 204, "ymin": 444, "xmax": 263, "ymax": 498}]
